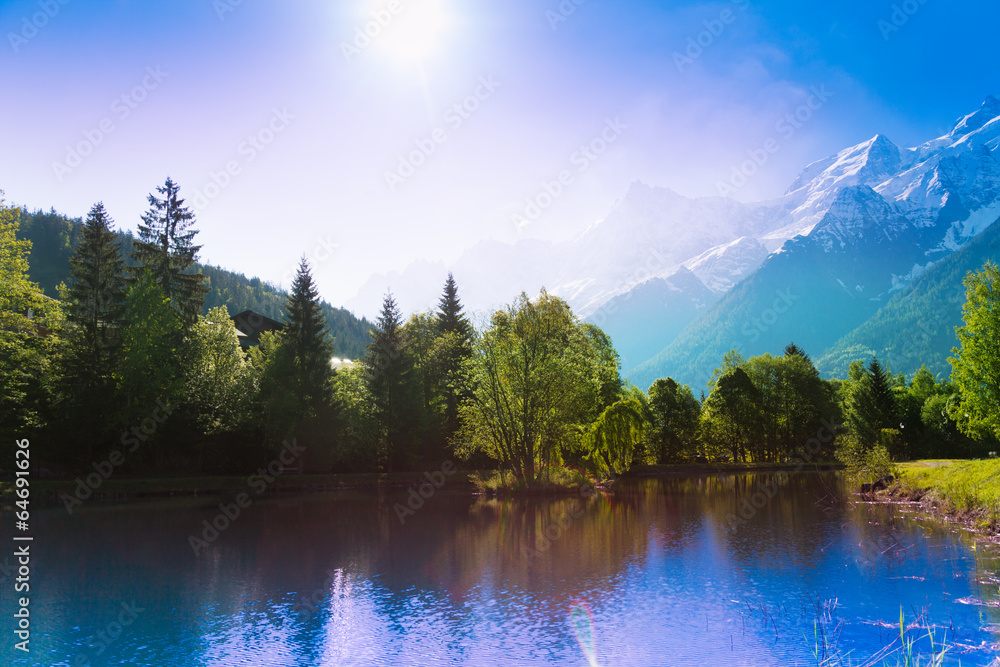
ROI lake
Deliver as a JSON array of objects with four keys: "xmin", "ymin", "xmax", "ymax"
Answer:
[{"xmin": 4, "ymin": 471, "xmax": 999, "ymax": 666}]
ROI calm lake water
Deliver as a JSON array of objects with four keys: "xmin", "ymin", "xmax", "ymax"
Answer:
[{"xmin": 4, "ymin": 472, "xmax": 1000, "ymax": 666}]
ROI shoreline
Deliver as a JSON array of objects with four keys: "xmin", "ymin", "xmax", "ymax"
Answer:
[
  {"xmin": 2, "ymin": 461, "xmax": 846, "ymax": 508},
  {"xmin": 869, "ymin": 460, "xmax": 1000, "ymax": 539}
]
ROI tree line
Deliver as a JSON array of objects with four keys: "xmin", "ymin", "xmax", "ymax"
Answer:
[{"xmin": 3, "ymin": 181, "xmax": 999, "ymax": 483}]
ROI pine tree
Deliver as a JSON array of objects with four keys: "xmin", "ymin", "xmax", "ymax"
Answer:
[
  {"xmin": 63, "ymin": 203, "xmax": 126, "ymax": 391},
  {"xmin": 783, "ymin": 342, "xmax": 811, "ymax": 363},
  {"xmin": 847, "ymin": 357, "xmax": 899, "ymax": 446},
  {"xmin": 131, "ymin": 177, "xmax": 207, "ymax": 324},
  {"xmin": 435, "ymin": 273, "xmax": 472, "ymax": 442},
  {"xmin": 437, "ymin": 272, "xmax": 472, "ymax": 338},
  {"xmin": 284, "ymin": 257, "xmax": 333, "ymax": 413},
  {"xmin": 365, "ymin": 291, "xmax": 415, "ymax": 470}
]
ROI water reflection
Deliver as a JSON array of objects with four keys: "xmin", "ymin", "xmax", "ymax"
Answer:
[{"xmin": 4, "ymin": 472, "xmax": 998, "ymax": 666}]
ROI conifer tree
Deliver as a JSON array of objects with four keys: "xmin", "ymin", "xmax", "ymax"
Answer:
[
  {"xmin": 63, "ymin": 202, "xmax": 126, "ymax": 393},
  {"xmin": 284, "ymin": 257, "xmax": 334, "ymax": 413},
  {"xmin": 437, "ymin": 272, "xmax": 472, "ymax": 339},
  {"xmin": 365, "ymin": 290, "xmax": 415, "ymax": 470},
  {"xmin": 847, "ymin": 357, "xmax": 899, "ymax": 446},
  {"xmin": 435, "ymin": 273, "xmax": 472, "ymax": 441},
  {"xmin": 131, "ymin": 177, "xmax": 207, "ymax": 324}
]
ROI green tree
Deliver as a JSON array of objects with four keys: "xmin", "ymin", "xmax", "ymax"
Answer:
[
  {"xmin": 647, "ymin": 378, "xmax": 701, "ymax": 463},
  {"xmin": 131, "ymin": 177, "xmax": 208, "ymax": 324},
  {"xmin": 455, "ymin": 291, "xmax": 607, "ymax": 483},
  {"xmin": 59, "ymin": 202, "xmax": 126, "ymax": 445},
  {"xmin": 436, "ymin": 273, "xmax": 473, "ymax": 441},
  {"xmin": 845, "ymin": 357, "xmax": 899, "ymax": 450},
  {"xmin": 702, "ymin": 366, "xmax": 759, "ymax": 463},
  {"xmin": 949, "ymin": 261, "xmax": 1000, "ymax": 441},
  {"xmin": 283, "ymin": 257, "xmax": 334, "ymax": 414},
  {"xmin": 115, "ymin": 271, "xmax": 184, "ymax": 468},
  {"xmin": 185, "ymin": 307, "xmax": 255, "ymax": 463},
  {"xmin": 365, "ymin": 291, "xmax": 418, "ymax": 470},
  {"xmin": 0, "ymin": 199, "xmax": 63, "ymax": 439},
  {"xmin": 584, "ymin": 397, "xmax": 647, "ymax": 476}
]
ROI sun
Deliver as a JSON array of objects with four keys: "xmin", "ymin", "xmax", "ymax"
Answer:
[{"xmin": 370, "ymin": 0, "xmax": 452, "ymax": 64}]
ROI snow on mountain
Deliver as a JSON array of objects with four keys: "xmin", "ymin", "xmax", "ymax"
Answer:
[
  {"xmin": 683, "ymin": 236, "xmax": 769, "ymax": 293},
  {"xmin": 349, "ymin": 95, "xmax": 1000, "ymax": 366}
]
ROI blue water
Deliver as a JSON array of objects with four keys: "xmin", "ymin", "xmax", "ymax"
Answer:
[{"xmin": 3, "ymin": 472, "xmax": 999, "ymax": 666}]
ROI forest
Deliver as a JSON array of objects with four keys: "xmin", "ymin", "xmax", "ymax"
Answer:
[{"xmin": 2, "ymin": 179, "xmax": 999, "ymax": 487}]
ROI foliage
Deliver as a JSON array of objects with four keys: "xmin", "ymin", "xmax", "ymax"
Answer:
[
  {"xmin": 455, "ymin": 291, "xmax": 614, "ymax": 484},
  {"xmin": 0, "ymin": 199, "xmax": 64, "ymax": 437},
  {"xmin": 283, "ymin": 258, "xmax": 334, "ymax": 414},
  {"xmin": 835, "ymin": 435, "xmax": 896, "ymax": 484},
  {"xmin": 948, "ymin": 261, "xmax": 1000, "ymax": 441},
  {"xmin": 436, "ymin": 272, "xmax": 473, "ymax": 440},
  {"xmin": 365, "ymin": 291, "xmax": 419, "ymax": 470},
  {"xmin": 130, "ymin": 177, "xmax": 208, "ymax": 325},
  {"xmin": 647, "ymin": 377, "xmax": 701, "ymax": 463},
  {"xmin": 584, "ymin": 397, "xmax": 647, "ymax": 476},
  {"xmin": 185, "ymin": 306, "xmax": 255, "ymax": 437},
  {"xmin": 17, "ymin": 205, "xmax": 373, "ymax": 359},
  {"xmin": 844, "ymin": 357, "xmax": 900, "ymax": 451},
  {"xmin": 115, "ymin": 271, "xmax": 184, "ymax": 467}
]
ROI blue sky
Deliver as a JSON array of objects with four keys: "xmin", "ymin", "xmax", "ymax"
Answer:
[{"xmin": 1, "ymin": 0, "xmax": 997, "ymax": 314}]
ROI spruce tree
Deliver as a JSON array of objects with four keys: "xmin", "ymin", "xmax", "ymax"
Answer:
[
  {"xmin": 436, "ymin": 273, "xmax": 472, "ymax": 442},
  {"xmin": 365, "ymin": 291, "xmax": 414, "ymax": 470},
  {"xmin": 131, "ymin": 177, "xmax": 207, "ymax": 324},
  {"xmin": 436, "ymin": 272, "xmax": 472, "ymax": 338},
  {"xmin": 847, "ymin": 357, "xmax": 899, "ymax": 445},
  {"xmin": 63, "ymin": 202, "xmax": 126, "ymax": 394},
  {"xmin": 284, "ymin": 257, "xmax": 334, "ymax": 413}
]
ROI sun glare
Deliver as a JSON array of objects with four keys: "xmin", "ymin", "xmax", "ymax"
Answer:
[{"xmin": 369, "ymin": 0, "xmax": 451, "ymax": 64}]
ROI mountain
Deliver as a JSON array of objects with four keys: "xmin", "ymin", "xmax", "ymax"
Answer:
[
  {"xmin": 587, "ymin": 267, "xmax": 717, "ymax": 373},
  {"xmin": 349, "ymin": 182, "xmax": 800, "ymax": 324},
  {"xmin": 16, "ymin": 208, "xmax": 373, "ymax": 360},
  {"xmin": 631, "ymin": 96, "xmax": 1000, "ymax": 389},
  {"xmin": 817, "ymin": 217, "xmax": 1000, "ymax": 380}
]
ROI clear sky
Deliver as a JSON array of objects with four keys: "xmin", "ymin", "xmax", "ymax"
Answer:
[{"xmin": 1, "ymin": 0, "xmax": 997, "ymax": 316}]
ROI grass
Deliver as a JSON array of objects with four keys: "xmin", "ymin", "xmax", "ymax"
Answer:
[
  {"xmin": 896, "ymin": 458, "xmax": 1000, "ymax": 528},
  {"xmin": 469, "ymin": 465, "xmax": 597, "ymax": 496}
]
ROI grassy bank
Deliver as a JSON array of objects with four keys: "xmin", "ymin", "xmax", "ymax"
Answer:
[{"xmin": 895, "ymin": 459, "xmax": 1000, "ymax": 531}]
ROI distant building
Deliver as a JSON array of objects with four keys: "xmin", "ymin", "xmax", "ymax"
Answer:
[{"xmin": 231, "ymin": 309, "xmax": 284, "ymax": 348}]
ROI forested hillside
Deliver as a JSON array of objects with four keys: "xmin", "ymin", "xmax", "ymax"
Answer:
[
  {"xmin": 15, "ymin": 207, "xmax": 371, "ymax": 359},
  {"xmin": 817, "ymin": 218, "xmax": 1000, "ymax": 380}
]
